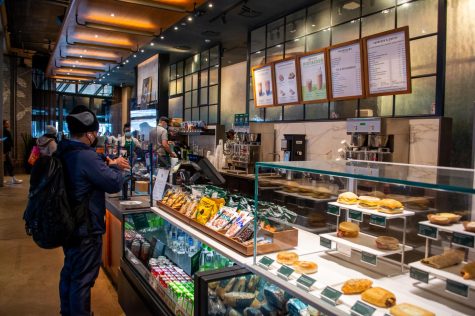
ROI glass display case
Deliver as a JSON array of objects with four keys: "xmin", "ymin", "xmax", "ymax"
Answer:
[
  {"xmin": 121, "ymin": 209, "xmax": 329, "ymax": 316},
  {"xmin": 251, "ymin": 160, "xmax": 475, "ymax": 316}
]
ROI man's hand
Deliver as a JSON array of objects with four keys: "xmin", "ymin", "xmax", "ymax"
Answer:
[
  {"xmin": 108, "ymin": 157, "xmax": 131, "ymax": 170},
  {"xmin": 170, "ymin": 152, "xmax": 177, "ymax": 158}
]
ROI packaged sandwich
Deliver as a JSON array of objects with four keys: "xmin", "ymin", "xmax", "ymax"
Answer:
[{"xmin": 225, "ymin": 212, "xmax": 253, "ymax": 237}]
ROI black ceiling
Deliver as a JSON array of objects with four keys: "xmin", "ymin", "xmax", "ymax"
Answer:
[
  {"xmin": 5, "ymin": 0, "xmax": 69, "ymax": 56},
  {"xmin": 4, "ymin": 0, "xmax": 321, "ymax": 85}
]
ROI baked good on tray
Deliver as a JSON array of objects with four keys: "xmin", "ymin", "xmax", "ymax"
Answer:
[
  {"xmin": 358, "ymin": 196, "xmax": 381, "ymax": 209},
  {"xmin": 375, "ymin": 236, "xmax": 400, "ymax": 250},
  {"xmin": 389, "ymin": 303, "xmax": 435, "ymax": 316},
  {"xmin": 276, "ymin": 251, "xmax": 299, "ymax": 265},
  {"xmin": 337, "ymin": 221, "xmax": 359, "ymax": 238},
  {"xmin": 460, "ymin": 262, "xmax": 475, "ymax": 280},
  {"xmin": 341, "ymin": 279, "xmax": 373, "ymax": 294},
  {"xmin": 361, "ymin": 287, "xmax": 396, "ymax": 308},
  {"xmin": 403, "ymin": 197, "xmax": 430, "ymax": 211},
  {"xmin": 463, "ymin": 221, "xmax": 475, "ymax": 232},
  {"xmin": 378, "ymin": 199, "xmax": 404, "ymax": 214},
  {"xmin": 427, "ymin": 213, "xmax": 461, "ymax": 225},
  {"xmin": 337, "ymin": 192, "xmax": 359, "ymax": 205},
  {"xmin": 293, "ymin": 261, "xmax": 318, "ymax": 274},
  {"xmin": 421, "ymin": 249, "xmax": 464, "ymax": 269}
]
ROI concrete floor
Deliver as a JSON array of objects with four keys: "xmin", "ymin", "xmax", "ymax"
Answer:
[{"xmin": 0, "ymin": 174, "xmax": 125, "ymax": 316}]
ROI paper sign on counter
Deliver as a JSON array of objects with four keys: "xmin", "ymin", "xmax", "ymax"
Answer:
[{"xmin": 152, "ymin": 168, "xmax": 170, "ymax": 201}]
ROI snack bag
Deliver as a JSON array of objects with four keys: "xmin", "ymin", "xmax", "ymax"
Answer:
[{"xmin": 195, "ymin": 197, "xmax": 217, "ymax": 225}]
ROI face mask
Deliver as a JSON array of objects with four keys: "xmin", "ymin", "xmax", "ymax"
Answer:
[{"xmin": 125, "ymin": 132, "xmax": 131, "ymax": 138}]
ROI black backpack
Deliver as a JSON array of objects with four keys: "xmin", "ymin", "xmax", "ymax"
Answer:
[{"xmin": 23, "ymin": 152, "xmax": 91, "ymax": 249}]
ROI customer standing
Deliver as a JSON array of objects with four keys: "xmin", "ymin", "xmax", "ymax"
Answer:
[
  {"xmin": 56, "ymin": 106, "xmax": 129, "ymax": 316},
  {"xmin": 149, "ymin": 116, "xmax": 177, "ymax": 159},
  {"xmin": 2, "ymin": 120, "xmax": 22, "ymax": 184},
  {"xmin": 37, "ymin": 125, "xmax": 58, "ymax": 157}
]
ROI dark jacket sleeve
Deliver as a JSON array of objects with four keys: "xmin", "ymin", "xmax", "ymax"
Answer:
[{"xmin": 82, "ymin": 150, "xmax": 124, "ymax": 193}]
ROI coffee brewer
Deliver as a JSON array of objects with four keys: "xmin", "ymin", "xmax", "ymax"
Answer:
[
  {"xmin": 281, "ymin": 134, "xmax": 306, "ymax": 161},
  {"xmin": 342, "ymin": 118, "xmax": 409, "ymax": 163}
]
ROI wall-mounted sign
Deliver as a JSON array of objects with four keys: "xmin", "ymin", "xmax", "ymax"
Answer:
[
  {"xmin": 363, "ymin": 26, "xmax": 411, "ymax": 97},
  {"xmin": 274, "ymin": 58, "xmax": 301, "ymax": 105},
  {"xmin": 298, "ymin": 49, "xmax": 329, "ymax": 103},
  {"xmin": 329, "ymin": 39, "xmax": 365, "ymax": 100},
  {"xmin": 252, "ymin": 64, "xmax": 276, "ymax": 107}
]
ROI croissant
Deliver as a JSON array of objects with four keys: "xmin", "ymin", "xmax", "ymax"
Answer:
[
  {"xmin": 421, "ymin": 249, "xmax": 464, "ymax": 269},
  {"xmin": 460, "ymin": 262, "xmax": 475, "ymax": 280}
]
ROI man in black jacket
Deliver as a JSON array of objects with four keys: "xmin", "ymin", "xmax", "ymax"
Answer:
[
  {"xmin": 2, "ymin": 120, "xmax": 22, "ymax": 184},
  {"xmin": 56, "ymin": 106, "xmax": 129, "ymax": 316}
]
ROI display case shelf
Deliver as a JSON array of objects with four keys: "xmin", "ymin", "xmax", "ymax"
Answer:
[
  {"xmin": 419, "ymin": 220, "xmax": 475, "ymax": 238},
  {"xmin": 328, "ymin": 202, "xmax": 415, "ymax": 219},
  {"xmin": 320, "ymin": 232, "xmax": 413, "ymax": 257},
  {"xmin": 408, "ymin": 261, "xmax": 475, "ymax": 290},
  {"xmin": 275, "ymin": 190, "xmax": 337, "ymax": 202}
]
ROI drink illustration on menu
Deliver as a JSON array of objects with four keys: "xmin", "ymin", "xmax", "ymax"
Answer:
[
  {"xmin": 299, "ymin": 51, "xmax": 328, "ymax": 102},
  {"xmin": 253, "ymin": 65, "xmax": 275, "ymax": 107}
]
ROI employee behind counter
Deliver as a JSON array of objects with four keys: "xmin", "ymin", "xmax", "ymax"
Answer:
[{"xmin": 149, "ymin": 116, "xmax": 177, "ymax": 161}]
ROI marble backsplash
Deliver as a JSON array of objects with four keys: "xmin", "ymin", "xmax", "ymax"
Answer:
[{"xmin": 269, "ymin": 118, "xmax": 442, "ymax": 166}]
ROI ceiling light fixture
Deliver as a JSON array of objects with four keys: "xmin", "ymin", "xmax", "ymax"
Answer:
[
  {"xmin": 94, "ymin": 34, "xmax": 99, "ymax": 38},
  {"xmin": 160, "ymin": 35, "xmax": 165, "ymax": 40},
  {"xmin": 80, "ymin": 55, "xmax": 83, "ymax": 58},
  {"xmin": 126, "ymin": 59, "xmax": 129, "ymax": 63},
  {"xmin": 187, "ymin": 16, "xmax": 193, "ymax": 21},
  {"xmin": 151, "ymin": 42, "xmax": 155, "ymax": 46},
  {"xmin": 208, "ymin": 3, "xmax": 213, "ymax": 8},
  {"xmin": 205, "ymin": 39, "xmax": 210, "ymax": 43},
  {"xmin": 174, "ymin": 26, "xmax": 179, "ymax": 30},
  {"xmin": 133, "ymin": 54, "xmax": 137, "ymax": 58},
  {"xmin": 140, "ymin": 49, "xmax": 145, "ymax": 53},
  {"xmin": 107, "ymin": 73, "xmax": 110, "ymax": 76},
  {"xmin": 110, "ymin": 13, "xmax": 115, "ymax": 17}
]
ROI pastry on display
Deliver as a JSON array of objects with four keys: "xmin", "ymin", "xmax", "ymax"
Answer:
[
  {"xmin": 312, "ymin": 187, "xmax": 333, "ymax": 199},
  {"xmin": 389, "ymin": 303, "xmax": 435, "ymax": 316},
  {"xmin": 460, "ymin": 262, "xmax": 475, "ymax": 280},
  {"xmin": 427, "ymin": 213, "xmax": 461, "ymax": 225},
  {"xmin": 276, "ymin": 251, "xmax": 299, "ymax": 265},
  {"xmin": 337, "ymin": 221, "xmax": 360, "ymax": 238},
  {"xmin": 293, "ymin": 261, "xmax": 318, "ymax": 274},
  {"xmin": 378, "ymin": 199, "xmax": 404, "ymax": 214},
  {"xmin": 462, "ymin": 221, "xmax": 475, "ymax": 232},
  {"xmin": 361, "ymin": 287, "xmax": 396, "ymax": 308},
  {"xmin": 341, "ymin": 279, "xmax": 373, "ymax": 294},
  {"xmin": 403, "ymin": 197, "xmax": 430, "ymax": 211},
  {"xmin": 358, "ymin": 196, "xmax": 381, "ymax": 209},
  {"xmin": 375, "ymin": 236, "xmax": 400, "ymax": 250},
  {"xmin": 337, "ymin": 192, "xmax": 359, "ymax": 205},
  {"xmin": 421, "ymin": 249, "xmax": 464, "ymax": 269}
]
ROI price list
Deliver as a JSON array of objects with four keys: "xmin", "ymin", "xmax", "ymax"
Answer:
[{"xmin": 330, "ymin": 42, "xmax": 363, "ymax": 99}]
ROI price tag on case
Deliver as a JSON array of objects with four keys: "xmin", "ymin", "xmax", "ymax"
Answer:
[
  {"xmin": 277, "ymin": 265, "xmax": 294, "ymax": 280},
  {"xmin": 446, "ymin": 279, "xmax": 469, "ymax": 298},
  {"xmin": 321, "ymin": 286, "xmax": 342, "ymax": 306},
  {"xmin": 361, "ymin": 251, "xmax": 377, "ymax": 266},
  {"xmin": 320, "ymin": 236, "xmax": 332, "ymax": 249},
  {"xmin": 409, "ymin": 266, "xmax": 429, "ymax": 284},
  {"xmin": 257, "ymin": 256, "xmax": 274, "ymax": 270},
  {"xmin": 351, "ymin": 300, "xmax": 376, "ymax": 316},
  {"xmin": 369, "ymin": 214, "xmax": 386, "ymax": 227},
  {"xmin": 296, "ymin": 274, "xmax": 317, "ymax": 291},
  {"xmin": 327, "ymin": 204, "xmax": 341, "ymax": 216},
  {"xmin": 452, "ymin": 232, "xmax": 474, "ymax": 248},
  {"xmin": 349, "ymin": 209, "xmax": 363, "ymax": 222},
  {"xmin": 418, "ymin": 223, "xmax": 438, "ymax": 240}
]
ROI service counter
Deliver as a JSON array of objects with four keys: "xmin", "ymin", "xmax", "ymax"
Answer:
[{"xmin": 103, "ymin": 194, "xmax": 151, "ymax": 286}]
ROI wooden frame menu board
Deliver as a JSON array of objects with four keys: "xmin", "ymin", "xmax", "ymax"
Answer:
[
  {"xmin": 328, "ymin": 39, "xmax": 365, "ymax": 101},
  {"xmin": 298, "ymin": 48, "xmax": 330, "ymax": 103},
  {"xmin": 252, "ymin": 64, "xmax": 276, "ymax": 108},
  {"xmin": 274, "ymin": 57, "xmax": 301, "ymax": 105},
  {"xmin": 363, "ymin": 26, "xmax": 412, "ymax": 97}
]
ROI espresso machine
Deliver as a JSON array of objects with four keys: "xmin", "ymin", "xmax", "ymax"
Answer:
[
  {"xmin": 228, "ymin": 132, "xmax": 261, "ymax": 174},
  {"xmin": 342, "ymin": 118, "xmax": 409, "ymax": 163}
]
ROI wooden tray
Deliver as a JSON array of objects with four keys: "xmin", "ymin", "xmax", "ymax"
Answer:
[{"xmin": 156, "ymin": 201, "xmax": 298, "ymax": 256}]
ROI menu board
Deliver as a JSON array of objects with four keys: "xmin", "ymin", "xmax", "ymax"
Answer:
[
  {"xmin": 364, "ymin": 27, "xmax": 411, "ymax": 96},
  {"xmin": 274, "ymin": 58, "xmax": 300, "ymax": 105},
  {"xmin": 329, "ymin": 40, "xmax": 364, "ymax": 100},
  {"xmin": 252, "ymin": 65, "xmax": 275, "ymax": 107},
  {"xmin": 299, "ymin": 50, "xmax": 329, "ymax": 103}
]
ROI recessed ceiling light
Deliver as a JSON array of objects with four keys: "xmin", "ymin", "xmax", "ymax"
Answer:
[
  {"xmin": 67, "ymin": 72, "xmax": 70, "ymax": 75},
  {"xmin": 123, "ymin": 62, "xmax": 126, "ymax": 65},
  {"xmin": 110, "ymin": 13, "xmax": 115, "ymax": 17},
  {"xmin": 294, "ymin": 38, "xmax": 300, "ymax": 42},
  {"xmin": 381, "ymin": 9, "xmax": 390, "ymax": 14},
  {"xmin": 93, "ymin": 81, "xmax": 96, "ymax": 84},
  {"xmin": 99, "ymin": 79, "xmax": 102, "ymax": 81},
  {"xmin": 80, "ymin": 55, "xmax": 83, "ymax": 58},
  {"xmin": 73, "ymin": 65, "xmax": 76, "ymax": 68},
  {"xmin": 133, "ymin": 54, "xmax": 137, "ymax": 58},
  {"xmin": 187, "ymin": 16, "xmax": 193, "ymax": 21},
  {"xmin": 276, "ymin": 44, "xmax": 281, "ymax": 47},
  {"xmin": 205, "ymin": 39, "xmax": 210, "ymax": 43},
  {"xmin": 160, "ymin": 36, "xmax": 165, "ymax": 40},
  {"xmin": 140, "ymin": 49, "xmax": 145, "ymax": 53},
  {"xmin": 174, "ymin": 26, "xmax": 179, "ymax": 30},
  {"xmin": 84, "ymin": 49, "xmax": 87, "ymax": 52},
  {"xmin": 107, "ymin": 73, "xmax": 110, "ymax": 76},
  {"xmin": 208, "ymin": 3, "xmax": 213, "ymax": 8},
  {"xmin": 126, "ymin": 59, "xmax": 129, "ymax": 63},
  {"xmin": 256, "ymin": 51, "xmax": 261, "ymax": 54},
  {"xmin": 94, "ymin": 34, "xmax": 99, "ymax": 38},
  {"xmin": 151, "ymin": 42, "xmax": 155, "ymax": 46},
  {"xmin": 181, "ymin": 22, "xmax": 187, "ymax": 26},
  {"xmin": 117, "ymin": 66, "xmax": 120, "ymax": 69},
  {"xmin": 312, "ymin": 24, "xmax": 316, "ymax": 27}
]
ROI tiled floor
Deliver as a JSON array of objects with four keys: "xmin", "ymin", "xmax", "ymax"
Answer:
[{"xmin": 0, "ymin": 175, "xmax": 125, "ymax": 315}]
